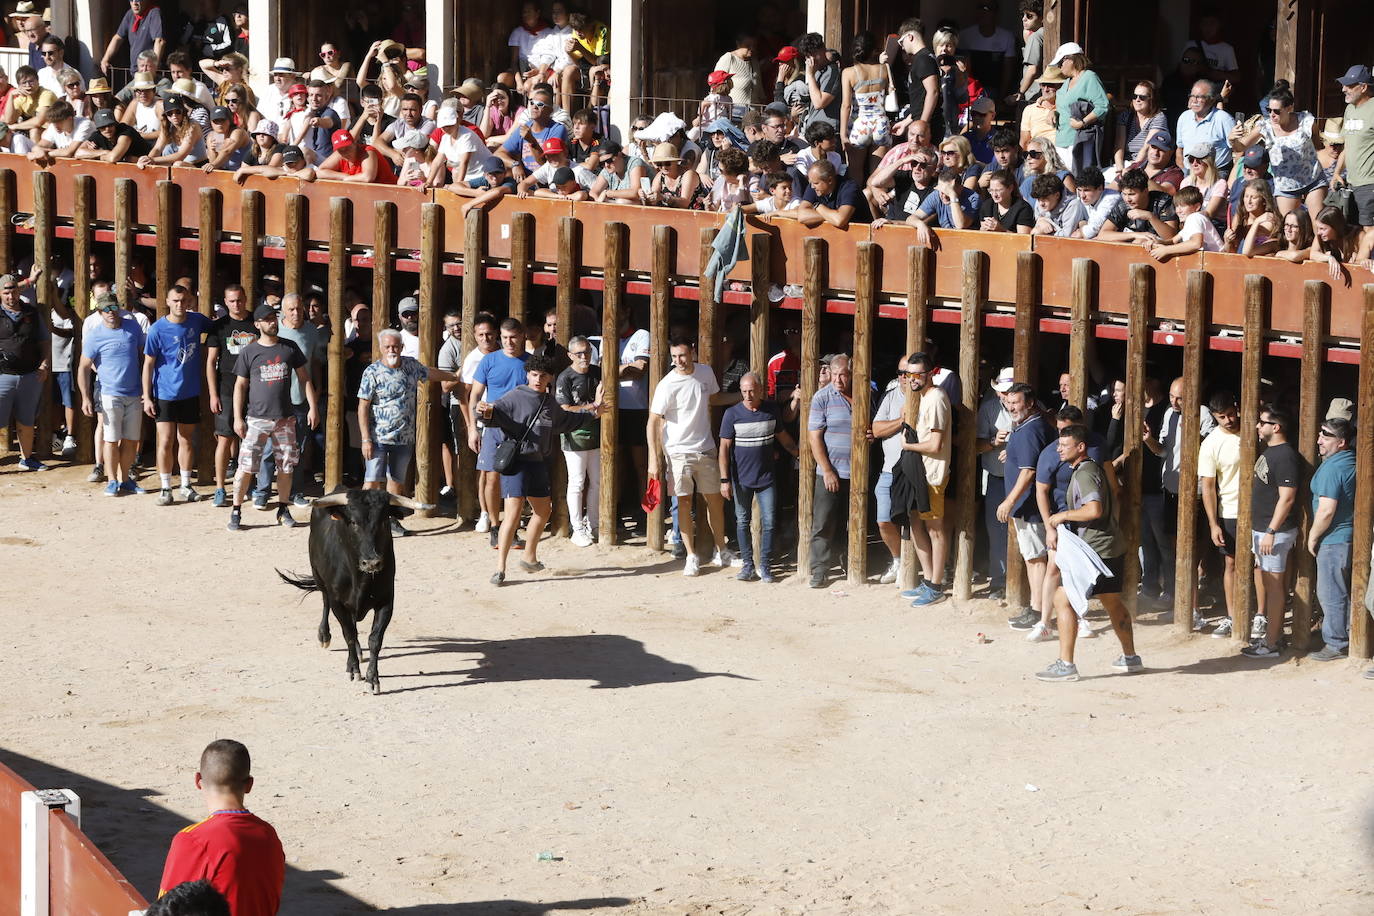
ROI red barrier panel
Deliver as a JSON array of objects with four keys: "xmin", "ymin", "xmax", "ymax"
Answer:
[{"xmin": 0, "ymin": 761, "xmax": 26, "ymax": 916}]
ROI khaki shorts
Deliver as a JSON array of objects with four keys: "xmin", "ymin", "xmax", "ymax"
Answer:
[
  {"xmin": 1013, "ymin": 516, "xmax": 1048, "ymax": 560},
  {"xmin": 667, "ymin": 450, "xmax": 720, "ymax": 497},
  {"xmin": 918, "ymin": 482, "xmax": 946, "ymax": 521}
]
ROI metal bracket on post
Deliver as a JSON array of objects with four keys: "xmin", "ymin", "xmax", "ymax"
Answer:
[{"xmin": 21, "ymin": 788, "xmax": 81, "ymax": 916}]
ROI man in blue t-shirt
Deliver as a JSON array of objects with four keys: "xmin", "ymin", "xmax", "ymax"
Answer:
[
  {"xmin": 719, "ymin": 371, "xmax": 798, "ymax": 584},
  {"xmin": 467, "ymin": 317, "xmax": 530, "ymax": 546},
  {"xmin": 1307, "ymin": 416, "xmax": 1357, "ymax": 660},
  {"xmin": 806, "ymin": 353, "xmax": 855, "ymax": 588},
  {"xmin": 997, "ymin": 382, "xmax": 1055, "ymax": 631},
  {"xmin": 799, "ymin": 160, "xmax": 871, "ymax": 229},
  {"xmin": 498, "ymin": 87, "xmax": 569, "ymax": 173},
  {"xmin": 78, "ymin": 291, "xmax": 146, "ymax": 496},
  {"xmin": 142, "ymin": 285, "xmax": 212, "ymax": 505}
]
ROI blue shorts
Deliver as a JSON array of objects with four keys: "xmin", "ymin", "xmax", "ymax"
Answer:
[
  {"xmin": 0, "ymin": 371, "xmax": 42, "ymax": 427},
  {"xmin": 874, "ymin": 471, "xmax": 894, "ymax": 524},
  {"xmin": 476, "ymin": 425, "xmax": 503, "ymax": 472},
  {"xmin": 500, "ymin": 457, "xmax": 550, "ymax": 499},
  {"xmin": 364, "ymin": 442, "xmax": 415, "ymax": 484},
  {"xmin": 1274, "ymin": 177, "xmax": 1323, "ymax": 200},
  {"xmin": 54, "ymin": 370, "xmax": 74, "ymax": 408}
]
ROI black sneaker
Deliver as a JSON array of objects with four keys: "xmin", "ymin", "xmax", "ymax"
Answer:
[
  {"xmin": 1008, "ymin": 608, "xmax": 1039, "ymax": 630},
  {"xmin": 276, "ymin": 505, "xmax": 298, "ymax": 528},
  {"xmin": 670, "ymin": 540, "xmax": 686, "ymax": 559},
  {"xmin": 809, "ymin": 572, "xmax": 827, "ymax": 589},
  {"xmin": 226, "ymin": 507, "xmax": 242, "ymax": 531}
]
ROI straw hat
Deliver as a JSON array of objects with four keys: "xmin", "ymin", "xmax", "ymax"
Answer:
[
  {"xmin": 166, "ymin": 78, "xmax": 204, "ymax": 104},
  {"xmin": 1038, "ymin": 65, "xmax": 1065, "ymax": 85},
  {"xmin": 453, "ymin": 78, "xmax": 485, "ymax": 103},
  {"xmin": 7, "ymin": 0, "xmax": 37, "ymax": 19},
  {"xmin": 129, "ymin": 74, "xmax": 157, "ymax": 91},
  {"xmin": 649, "ymin": 142, "xmax": 682, "ymax": 164},
  {"xmin": 1321, "ymin": 117, "xmax": 1344, "ymax": 144},
  {"xmin": 86, "ymin": 77, "xmax": 112, "ymax": 95}
]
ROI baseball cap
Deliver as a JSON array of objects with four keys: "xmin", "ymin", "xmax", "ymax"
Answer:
[
  {"xmin": 1241, "ymin": 146, "xmax": 1269, "ymax": 169},
  {"xmin": 270, "ymin": 57, "xmax": 297, "ymax": 74},
  {"xmin": 287, "ymin": 82, "xmax": 308, "ymax": 96},
  {"xmin": 991, "ymin": 367, "xmax": 1015, "ymax": 393},
  {"xmin": 763, "ymin": 101, "xmax": 789, "ymax": 117},
  {"xmin": 1146, "ymin": 131, "xmax": 1174, "ymax": 151},
  {"xmin": 1184, "ymin": 141, "xmax": 1213, "ymax": 160},
  {"xmin": 707, "ymin": 69, "xmax": 730, "ymax": 87},
  {"xmin": 552, "ymin": 166, "xmax": 576, "ymax": 185},
  {"xmin": 1336, "ymin": 64, "xmax": 1372, "ymax": 87},
  {"xmin": 330, "ymin": 128, "xmax": 354, "ymax": 151},
  {"xmin": 541, "ymin": 135, "xmax": 565, "ymax": 156},
  {"xmin": 92, "ymin": 108, "xmax": 117, "ymax": 129},
  {"xmin": 970, "ymin": 96, "xmax": 996, "ymax": 114},
  {"xmin": 93, "ymin": 290, "xmax": 120, "ymax": 311},
  {"xmin": 253, "ymin": 303, "xmax": 278, "ymax": 321},
  {"xmin": 1049, "ymin": 41, "xmax": 1082, "ymax": 66},
  {"xmin": 436, "ymin": 107, "xmax": 459, "ymax": 129},
  {"xmin": 252, "ymin": 119, "xmax": 279, "ymax": 138},
  {"xmin": 162, "ymin": 96, "xmax": 185, "ymax": 113},
  {"xmin": 774, "ymin": 46, "xmax": 798, "ymax": 62},
  {"xmin": 398, "ymin": 296, "xmax": 419, "ymax": 315},
  {"xmin": 210, "ymin": 106, "xmax": 231, "ymax": 121},
  {"xmin": 279, "ymin": 145, "xmax": 304, "ymax": 165},
  {"xmin": 482, "ymin": 155, "xmax": 507, "ymax": 173},
  {"xmin": 397, "ymin": 131, "xmax": 429, "ymax": 151}
]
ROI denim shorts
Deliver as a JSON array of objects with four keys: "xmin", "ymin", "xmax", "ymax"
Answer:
[
  {"xmin": 54, "ymin": 370, "xmax": 74, "ymax": 408},
  {"xmin": 874, "ymin": 471, "xmax": 894, "ymax": 523},
  {"xmin": 500, "ymin": 456, "xmax": 550, "ymax": 499},
  {"xmin": 364, "ymin": 441, "xmax": 415, "ymax": 484},
  {"xmin": 1251, "ymin": 527, "xmax": 1298, "ymax": 573}
]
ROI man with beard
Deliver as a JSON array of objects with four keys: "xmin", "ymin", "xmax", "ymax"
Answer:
[{"xmin": 396, "ymin": 296, "xmax": 420, "ymax": 358}]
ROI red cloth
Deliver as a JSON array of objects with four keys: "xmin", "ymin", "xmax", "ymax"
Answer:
[
  {"xmin": 641, "ymin": 478, "xmax": 660, "ymax": 514},
  {"xmin": 337, "ymin": 146, "xmax": 397, "ymax": 183},
  {"xmin": 159, "ymin": 811, "xmax": 284, "ymax": 916}
]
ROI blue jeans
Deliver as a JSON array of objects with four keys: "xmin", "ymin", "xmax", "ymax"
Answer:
[
  {"xmin": 258, "ymin": 405, "xmax": 310, "ymax": 498},
  {"xmin": 732, "ymin": 483, "xmax": 777, "ymax": 571},
  {"xmin": 1317, "ymin": 540, "xmax": 1351, "ymax": 650}
]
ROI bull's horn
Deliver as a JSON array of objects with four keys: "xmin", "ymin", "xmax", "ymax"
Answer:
[
  {"xmin": 387, "ymin": 494, "xmax": 434, "ymax": 511},
  {"xmin": 313, "ymin": 492, "xmax": 350, "ymax": 508}
]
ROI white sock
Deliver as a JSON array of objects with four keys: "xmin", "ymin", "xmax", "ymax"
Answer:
[
  {"xmin": 180, "ymin": 469, "xmax": 193, "ymax": 488},
  {"xmin": 159, "ymin": 473, "xmax": 172, "ymax": 488}
]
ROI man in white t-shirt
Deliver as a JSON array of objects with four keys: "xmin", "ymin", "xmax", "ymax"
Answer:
[
  {"xmin": 397, "ymin": 296, "xmax": 421, "ymax": 358},
  {"xmin": 648, "ymin": 336, "xmax": 735, "ymax": 576},
  {"xmin": 1147, "ymin": 185, "xmax": 1220, "ymax": 261},
  {"xmin": 869, "ymin": 356, "xmax": 909, "ymax": 585},
  {"xmin": 508, "ymin": 2, "xmax": 550, "ymax": 76},
  {"xmin": 1193, "ymin": 15, "xmax": 1238, "ymax": 84},
  {"xmin": 427, "ymin": 107, "xmax": 484, "ymax": 188},
  {"xmin": 259, "ymin": 58, "xmax": 299, "ymax": 122},
  {"xmin": 373, "ymin": 93, "xmax": 436, "ymax": 167},
  {"xmin": 902, "ymin": 350, "xmax": 952, "ymax": 607}
]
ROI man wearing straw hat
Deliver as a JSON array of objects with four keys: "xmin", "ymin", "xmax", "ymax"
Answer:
[{"xmin": 8, "ymin": 2, "xmax": 49, "ymax": 71}]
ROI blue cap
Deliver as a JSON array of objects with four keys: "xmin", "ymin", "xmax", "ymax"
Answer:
[
  {"xmin": 1337, "ymin": 65, "xmax": 1372, "ymax": 87},
  {"xmin": 482, "ymin": 155, "xmax": 507, "ymax": 173}
]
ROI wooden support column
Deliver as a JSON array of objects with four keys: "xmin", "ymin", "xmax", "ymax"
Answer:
[
  {"xmin": 598, "ymin": 221, "xmax": 626, "ymax": 546},
  {"xmin": 1232, "ymin": 275, "xmax": 1269, "ymax": 643},
  {"xmin": 953, "ymin": 250, "xmax": 985, "ymax": 601},
  {"xmin": 900, "ymin": 245, "xmax": 931, "ymax": 591},
  {"xmin": 647, "ymin": 225, "xmax": 673, "ymax": 552},
  {"xmin": 847, "ymin": 242, "xmax": 877, "ymax": 587},
  {"xmin": 698, "ymin": 227, "xmax": 719, "ymax": 376},
  {"xmin": 196, "ymin": 188, "xmax": 222, "ymax": 483},
  {"xmin": 71, "ymin": 175, "xmax": 94, "ymax": 464},
  {"xmin": 114, "ymin": 179, "xmax": 134, "ymax": 304},
  {"xmin": 796, "ymin": 238, "xmax": 824, "ymax": 581},
  {"xmin": 32, "ymin": 169, "xmax": 54, "ymax": 457},
  {"xmin": 414, "ymin": 203, "xmax": 442, "ymax": 518},
  {"xmin": 240, "ymin": 189, "xmax": 262, "ymax": 308},
  {"xmin": 1351, "ymin": 284, "xmax": 1374, "ymax": 661},
  {"xmin": 510, "ymin": 212, "xmax": 534, "ymax": 328},
  {"xmin": 372, "ymin": 200, "xmax": 395, "ymax": 325},
  {"xmin": 1174, "ymin": 270, "xmax": 1211, "ymax": 636},
  {"xmin": 1286, "ymin": 280, "xmax": 1327, "ymax": 651},
  {"xmin": 555, "ymin": 217, "xmax": 579, "ymax": 348},
  {"xmin": 1006, "ymin": 251, "xmax": 1041, "ymax": 611},
  {"xmin": 0, "ymin": 168, "xmax": 14, "ymax": 273},
  {"xmin": 325, "ymin": 197, "xmax": 351, "ymax": 493},
  {"xmin": 749, "ymin": 235, "xmax": 771, "ymax": 380},
  {"xmin": 1118, "ymin": 264, "xmax": 1153, "ymax": 617},
  {"xmin": 155, "ymin": 180, "xmax": 178, "ymax": 315},
  {"xmin": 461, "ymin": 209, "xmax": 484, "ymax": 351},
  {"xmin": 1067, "ymin": 257, "xmax": 1093, "ymax": 412},
  {"xmin": 284, "ymin": 193, "xmax": 306, "ymax": 294}
]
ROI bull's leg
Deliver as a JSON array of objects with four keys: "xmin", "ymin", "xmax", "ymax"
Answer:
[
  {"xmin": 333, "ymin": 601, "xmax": 362, "ymax": 682},
  {"xmin": 318, "ymin": 598, "xmax": 332, "ymax": 648},
  {"xmin": 364, "ymin": 603, "xmax": 393, "ymax": 694}
]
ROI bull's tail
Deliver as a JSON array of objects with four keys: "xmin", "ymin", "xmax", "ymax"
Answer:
[{"xmin": 277, "ymin": 569, "xmax": 319, "ymax": 593}]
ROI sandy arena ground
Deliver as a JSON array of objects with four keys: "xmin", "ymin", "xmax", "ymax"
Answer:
[{"xmin": 4, "ymin": 462, "xmax": 1374, "ymax": 915}]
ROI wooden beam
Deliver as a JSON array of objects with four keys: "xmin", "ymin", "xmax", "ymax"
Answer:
[
  {"xmin": 901, "ymin": 244, "xmax": 931, "ymax": 592},
  {"xmin": 155, "ymin": 180, "xmax": 178, "ymax": 316},
  {"xmin": 1067, "ymin": 257, "xmax": 1093, "ymax": 412},
  {"xmin": 555, "ymin": 216, "xmax": 579, "ymax": 349},
  {"xmin": 598, "ymin": 221, "xmax": 626, "ymax": 546},
  {"xmin": 953, "ymin": 249, "xmax": 984, "ymax": 602},
  {"xmin": 414, "ymin": 202, "xmax": 442, "ymax": 518},
  {"xmin": 325, "ymin": 197, "xmax": 351, "ymax": 493},
  {"xmin": 372, "ymin": 200, "xmax": 395, "ymax": 328},
  {"xmin": 462, "ymin": 209, "xmax": 484, "ymax": 352},
  {"xmin": 114, "ymin": 178, "xmax": 133, "ymax": 306},
  {"xmin": 1291, "ymin": 279, "xmax": 1327, "ymax": 654},
  {"xmin": 1118, "ymin": 263, "xmax": 1153, "ymax": 617},
  {"xmin": 1006, "ymin": 250, "xmax": 1041, "ymax": 611},
  {"xmin": 510, "ymin": 211, "xmax": 534, "ymax": 328},
  {"xmin": 1174, "ymin": 270, "xmax": 1211, "ymax": 636},
  {"xmin": 847, "ymin": 241, "xmax": 876, "ymax": 586},
  {"xmin": 0, "ymin": 168, "xmax": 14, "ymax": 274},
  {"xmin": 284, "ymin": 193, "xmax": 306, "ymax": 295},
  {"xmin": 698, "ymin": 227, "xmax": 719, "ymax": 376},
  {"xmin": 648, "ymin": 224, "xmax": 673, "ymax": 552},
  {"xmin": 1232, "ymin": 275, "xmax": 1269, "ymax": 643},
  {"xmin": 31, "ymin": 169, "xmax": 53, "ymax": 457},
  {"xmin": 240, "ymin": 188, "xmax": 262, "ymax": 308},
  {"xmin": 749, "ymin": 234, "xmax": 771, "ymax": 381},
  {"xmin": 1351, "ymin": 284, "xmax": 1374, "ymax": 661},
  {"xmin": 71, "ymin": 174, "xmax": 94, "ymax": 465},
  {"xmin": 196, "ymin": 187, "xmax": 222, "ymax": 484},
  {"xmin": 796, "ymin": 238, "xmax": 824, "ymax": 581}
]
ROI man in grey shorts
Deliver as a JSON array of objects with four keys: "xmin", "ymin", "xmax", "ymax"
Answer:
[
  {"xmin": 1241, "ymin": 405, "xmax": 1302, "ymax": 659},
  {"xmin": 78, "ymin": 291, "xmax": 145, "ymax": 495},
  {"xmin": 0, "ymin": 271, "xmax": 51, "ymax": 471}
]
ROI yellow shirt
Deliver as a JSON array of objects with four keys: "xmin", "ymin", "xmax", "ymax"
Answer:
[
  {"xmin": 1020, "ymin": 102, "xmax": 1056, "ymax": 144},
  {"xmin": 11, "ymin": 88, "xmax": 55, "ymax": 119},
  {"xmin": 573, "ymin": 23, "xmax": 609, "ymax": 60},
  {"xmin": 1197, "ymin": 426, "xmax": 1241, "ymax": 518}
]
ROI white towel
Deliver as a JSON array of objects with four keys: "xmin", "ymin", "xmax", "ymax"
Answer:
[{"xmin": 1054, "ymin": 525, "xmax": 1111, "ymax": 618}]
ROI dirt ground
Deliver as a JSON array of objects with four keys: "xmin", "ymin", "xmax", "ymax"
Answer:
[{"xmin": 3, "ymin": 462, "xmax": 1374, "ymax": 915}]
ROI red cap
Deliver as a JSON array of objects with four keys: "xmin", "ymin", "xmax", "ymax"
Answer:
[
  {"xmin": 707, "ymin": 69, "xmax": 731, "ymax": 87},
  {"xmin": 541, "ymin": 136, "xmax": 565, "ymax": 155},
  {"xmin": 330, "ymin": 128, "xmax": 355, "ymax": 151},
  {"xmin": 774, "ymin": 46, "xmax": 799, "ymax": 62},
  {"xmin": 287, "ymin": 83, "xmax": 308, "ymax": 96}
]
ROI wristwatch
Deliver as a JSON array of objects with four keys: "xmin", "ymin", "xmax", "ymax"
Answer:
[
  {"xmin": 1265, "ymin": 527, "xmax": 1275, "ymax": 534},
  {"xmin": 719, "ymin": 477, "xmax": 729, "ymax": 483}
]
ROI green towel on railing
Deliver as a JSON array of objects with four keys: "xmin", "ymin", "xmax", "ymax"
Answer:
[{"xmin": 704, "ymin": 206, "xmax": 749, "ymax": 300}]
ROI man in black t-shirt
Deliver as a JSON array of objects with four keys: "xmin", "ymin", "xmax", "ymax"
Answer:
[
  {"xmin": 895, "ymin": 18, "xmax": 941, "ymax": 140},
  {"xmin": 77, "ymin": 108, "xmax": 152, "ymax": 162},
  {"xmin": 1242, "ymin": 405, "xmax": 1302, "ymax": 659},
  {"xmin": 554, "ymin": 335, "xmax": 602, "ymax": 547},
  {"xmin": 205, "ymin": 284, "xmax": 257, "ymax": 507},
  {"xmin": 1097, "ymin": 169, "xmax": 1179, "ymax": 243}
]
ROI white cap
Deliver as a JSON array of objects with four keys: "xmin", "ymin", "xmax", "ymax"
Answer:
[
  {"xmin": 270, "ymin": 57, "xmax": 297, "ymax": 74},
  {"xmin": 1049, "ymin": 42, "xmax": 1082, "ymax": 66},
  {"xmin": 436, "ymin": 107, "xmax": 460, "ymax": 129},
  {"xmin": 992, "ymin": 367, "xmax": 1015, "ymax": 392}
]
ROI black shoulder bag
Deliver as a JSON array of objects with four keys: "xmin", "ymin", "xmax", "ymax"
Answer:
[{"xmin": 492, "ymin": 392, "xmax": 548, "ymax": 472}]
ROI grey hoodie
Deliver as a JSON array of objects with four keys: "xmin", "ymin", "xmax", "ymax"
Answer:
[{"xmin": 491, "ymin": 384, "xmax": 593, "ymax": 460}]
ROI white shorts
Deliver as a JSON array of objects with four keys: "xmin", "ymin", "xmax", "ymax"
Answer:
[
  {"xmin": 100, "ymin": 394, "xmax": 143, "ymax": 443},
  {"xmin": 667, "ymin": 450, "xmax": 720, "ymax": 498},
  {"xmin": 1013, "ymin": 517, "xmax": 1048, "ymax": 560},
  {"xmin": 1252, "ymin": 528, "xmax": 1298, "ymax": 573}
]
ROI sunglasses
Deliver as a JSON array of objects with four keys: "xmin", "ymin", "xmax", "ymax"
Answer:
[
  {"xmin": 1319, "ymin": 429, "xmax": 1339, "ymax": 438},
  {"xmin": 1026, "ymin": 150, "xmax": 1043, "ymax": 159},
  {"xmin": 1132, "ymin": 93, "xmax": 1151, "ymax": 101},
  {"xmin": 1181, "ymin": 57, "xmax": 1201, "ymax": 65},
  {"xmin": 225, "ymin": 97, "xmax": 240, "ymax": 103},
  {"xmin": 1267, "ymin": 107, "xmax": 1284, "ymax": 116},
  {"xmin": 1021, "ymin": 10, "xmax": 1036, "ymax": 16},
  {"xmin": 912, "ymin": 160, "xmax": 932, "ymax": 168},
  {"xmin": 320, "ymin": 50, "xmax": 336, "ymax": 57},
  {"xmin": 39, "ymin": 50, "xmax": 57, "ymax": 57},
  {"xmin": 940, "ymin": 149, "xmax": 957, "ymax": 156}
]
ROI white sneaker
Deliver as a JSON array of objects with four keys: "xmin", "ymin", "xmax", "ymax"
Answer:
[
  {"xmin": 683, "ymin": 554, "xmax": 701, "ymax": 577},
  {"xmin": 1077, "ymin": 619, "xmax": 1096, "ymax": 638},
  {"xmin": 1192, "ymin": 611, "xmax": 1208, "ymax": 632},
  {"xmin": 1250, "ymin": 614, "xmax": 1267, "ymax": 640},
  {"xmin": 1026, "ymin": 621, "xmax": 1055, "ymax": 642},
  {"xmin": 61, "ymin": 435, "xmax": 77, "ymax": 456},
  {"xmin": 710, "ymin": 547, "xmax": 733, "ymax": 568},
  {"xmin": 1212, "ymin": 617, "xmax": 1234, "ymax": 639},
  {"xmin": 475, "ymin": 512, "xmax": 491, "ymax": 533},
  {"xmin": 570, "ymin": 528, "xmax": 593, "ymax": 548},
  {"xmin": 879, "ymin": 558, "xmax": 900, "ymax": 585}
]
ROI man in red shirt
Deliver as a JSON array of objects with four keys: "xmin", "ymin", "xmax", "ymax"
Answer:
[
  {"xmin": 314, "ymin": 128, "xmax": 396, "ymax": 183},
  {"xmin": 159, "ymin": 739, "xmax": 285, "ymax": 916}
]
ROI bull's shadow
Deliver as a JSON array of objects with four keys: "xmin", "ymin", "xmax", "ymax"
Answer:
[{"xmin": 387, "ymin": 635, "xmax": 754, "ymax": 690}]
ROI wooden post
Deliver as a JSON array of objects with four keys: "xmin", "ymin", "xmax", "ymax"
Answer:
[
  {"xmin": 1006, "ymin": 251, "xmax": 1041, "ymax": 611},
  {"xmin": 749, "ymin": 234, "xmax": 770, "ymax": 380},
  {"xmin": 796, "ymin": 238, "xmax": 824, "ymax": 581},
  {"xmin": 1067, "ymin": 257, "xmax": 1093, "ymax": 412},
  {"xmin": 372, "ymin": 200, "xmax": 394, "ymax": 325},
  {"xmin": 598, "ymin": 221, "xmax": 626, "ymax": 546},
  {"xmin": 899, "ymin": 244, "xmax": 932, "ymax": 591},
  {"xmin": 0, "ymin": 168, "xmax": 14, "ymax": 273},
  {"xmin": 461, "ymin": 209, "xmax": 484, "ymax": 352},
  {"xmin": 647, "ymin": 224, "xmax": 673, "ymax": 552},
  {"xmin": 71, "ymin": 175, "xmax": 94, "ymax": 464},
  {"xmin": 1174, "ymin": 270, "xmax": 1210, "ymax": 635},
  {"xmin": 414, "ymin": 203, "xmax": 441, "ymax": 517},
  {"xmin": 847, "ymin": 242, "xmax": 877, "ymax": 586},
  {"xmin": 510, "ymin": 211, "xmax": 534, "ymax": 328},
  {"xmin": 155, "ymin": 180, "xmax": 178, "ymax": 316},
  {"xmin": 1290, "ymin": 280, "xmax": 1326, "ymax": 653},
  {"xmin": 555, "ymin": 216, "xmax": 579, "ymax": 348},
  {"xmin": 1351, "ymin": 284, "xmax": 1374, "ymax": 661},
  {"xmin": 284, "ymin": 193, "xmax": 306, "ymax": 294},
  {"xmin": 240, "ymin": 189, "xmax": 262, "ymax": 308},
  {"xmin": 953, "ymin": 250, "xmax": 984, "ymax": 602},
  {"xmin": 325, "ymin": 197, "xmax": 351, "ymax": 492},
  {"xmin": 697, "ymin": 227, "xmax": 719, "ymax": 376},
  {"xmin": 32, "ymin": 169, "xmax": 54, "ymax": 457},
  {"xmin": 1118, "ymin": 263, "xmax": 1153, "ymax": 617},
  {"xmin": 1232, "ymin": 275, "xmax": 1268, "ymax": 643},
  {"xmin": 114, "ymin": 179, "xmax": 134, "ymax": 306},
  {"xmin": 196, "ymin": 187, "xmax": 222, "ymax": 483}
]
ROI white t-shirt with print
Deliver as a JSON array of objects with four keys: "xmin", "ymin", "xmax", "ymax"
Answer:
[{"xmin": 617, "ymin": 328, "xmax": 651, "ymax": 409}]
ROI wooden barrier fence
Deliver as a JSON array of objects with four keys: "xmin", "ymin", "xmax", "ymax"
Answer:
[{"xmin": 7, "ymin": 155, "xmax": 1374, "ymax": 660}]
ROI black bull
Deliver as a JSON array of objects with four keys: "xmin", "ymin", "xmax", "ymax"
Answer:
[{"xmin": 277, "ymin": 489, "xmax": 430, "ymax": 693}]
